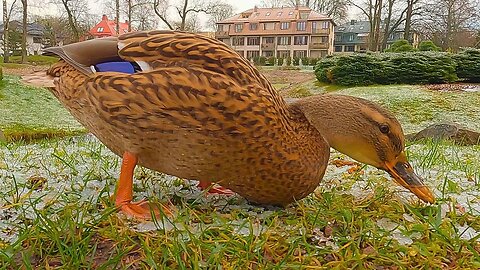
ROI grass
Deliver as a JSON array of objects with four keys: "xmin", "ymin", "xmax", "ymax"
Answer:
[
  {"xmin": 0, "ymin": 72, "xmax": 479, "ymax": 268},
  {"xmin": 0, "ymin": 75, "xmax": 86, "ymax": 141},
  {"xmin": 0, "ymin": 55, "xmax": 59, "ymax": 67}
]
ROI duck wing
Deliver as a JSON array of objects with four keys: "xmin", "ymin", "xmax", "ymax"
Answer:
[{"xmin": 117, "ymin": 30, "xmax": 275, "ymax": 92}]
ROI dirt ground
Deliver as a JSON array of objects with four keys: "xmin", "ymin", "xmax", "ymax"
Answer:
[
  {"xmin": 260, "ymin": 68, "xmax": 316, "ymax": 92},
  {"xmin": 425, "ymin": 83, "xmax": 480, "ymax": 92}
]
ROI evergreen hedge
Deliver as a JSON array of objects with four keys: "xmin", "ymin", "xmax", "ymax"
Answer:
[
  {"xmin": 315, "ymin": 51, "xmax": 460, "ymax": 86},
  {"xmin": 453, "ymin": 48, "xmax": 480, "ymax": 82}
]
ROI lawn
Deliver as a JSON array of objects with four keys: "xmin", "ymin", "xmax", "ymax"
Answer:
[{"xmin": 0, "ymin": 69, "xmax": 479, "ymax": 268}]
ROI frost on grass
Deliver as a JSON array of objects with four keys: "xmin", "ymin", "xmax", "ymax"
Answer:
[
  {"xmin": 318, "ymin": 144, "xmax": 480, "ymax": 244},
  {"xmin": 336, "ymin": 85, "xmax": 480, "ymax": 133},
  {"xmin": 1, "ymin": 134, "xmax": 480, "ymax": 250}
]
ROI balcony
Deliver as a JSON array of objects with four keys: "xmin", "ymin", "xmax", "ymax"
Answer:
[
  {"xmin": 309, "ymin": 43, "xmax": 329, "ymax": 49},
  {"xmin": 261, "ymin": 43, "xmax": 275, "ymax": 50},
  {"xmin": 215, "ymin": 30, "xmax": 230, "ymax": 38},
  {"xmin": 312, "ymin": 28, "xmax": 330, "ymax": 35}
]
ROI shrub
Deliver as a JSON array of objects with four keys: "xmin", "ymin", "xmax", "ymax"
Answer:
[
  {"xmin": 454, "ymin": 48, "xmax": 480, "ymax": 82},
  {"xmin": 267, "ymin": 57, "xmax": 276, "ymax": 66},
  {"xmin": 277, "ymin": 58, "xmax": 284, "ymax": 66},
  {"xmin": 286, "ymin": 57, "xmax": 292, "ymax": 66},
  {"xmin": 314, "ymin": 56, "xmax": 338, "ymax": 83},
  {"xmin": 418, "ymin": 40, "xmax": 441, "ymax": 51},
  {"xmin": 315, "ymin": 52, "xmax": 458, "ymax": 86},
  {"xmin": 385, "ymin": 39, "xmax": 415, "ymax": 52}
]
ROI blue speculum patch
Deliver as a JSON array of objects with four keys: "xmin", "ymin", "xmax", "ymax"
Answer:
[{"xmin": 94, "ymin": 62, "xmax": 136, "ymax": 74}]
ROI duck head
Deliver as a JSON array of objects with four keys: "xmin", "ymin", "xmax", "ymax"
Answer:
[{"xmin": 294, "ymin": 94, "xmax": 435, "ymax": 203}]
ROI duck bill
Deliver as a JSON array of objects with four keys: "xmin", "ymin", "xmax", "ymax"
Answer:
[{"xmin": 384, "ymin": 153, "xmax": 435, "ymax": 203}]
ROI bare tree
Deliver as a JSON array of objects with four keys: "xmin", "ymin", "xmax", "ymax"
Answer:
[
  {"xmin": 2, "ymin": 0, "xmax": 18, "ymax": 63},
  {"xmin": 348, "ymin": 0, "xmax": 384, "ymax": 51},
  {"xmin": 421, "ymin": 0, "xmax": 479, "ymax": 50},
  {"xmin": 104, "ymin": 0, "xmax": 156, "ymax": 31},
  {"xmin": 404, "ymin": 0, "xmax": 422, "ymax": 40},
  {"xmin": 115, "ymin": 0, "xmax": 120, "ymax": 34},
  {"xmin": 260, "ymin": 0, "xmax": 288, "ymax": 7},
  {"xmin": 207, "ymin": 2, "xmax": 234, "ymax": 30},
  {"xmin": 286, "ymin": 0, "xmax": 349, "ymax": 23},
  {"xmin": 153, "ymin": 0, "xmax": 228, "ymax": 32},
  {"xmin": 54, "ymin": 0, "xmax": 93, "ymax": 42},
  {"xmin": 21, "ymin": 0, "xmax": 26, "ymax": 62}
]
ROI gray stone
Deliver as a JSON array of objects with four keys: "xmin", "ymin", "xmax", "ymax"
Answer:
[{"xmin": 406, "ymin": 123, "xmax": 480, "ymax": 145}]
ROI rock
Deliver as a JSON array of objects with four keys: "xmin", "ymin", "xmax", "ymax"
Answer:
[{"xmin": 406, "ymin": 123, "xmax": 480, "ymax": 145}]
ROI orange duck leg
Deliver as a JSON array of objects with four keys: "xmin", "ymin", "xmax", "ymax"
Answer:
[
  {"xmin": 197, "ymin": 181, "xmax": 235, "ymax": 195},
  {"xmin": 114, "ymin": 152, "xmax": 173, "ymax": 219}
]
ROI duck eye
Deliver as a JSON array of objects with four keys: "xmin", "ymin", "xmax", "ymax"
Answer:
[{"xmin": 379, "ymin": 124, "xmax": 390, "ymax": 134}]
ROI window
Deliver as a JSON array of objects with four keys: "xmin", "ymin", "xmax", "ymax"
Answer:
[
  {"xmin": 322, "ymin": 21, "xmax": 329, "ymax": 29},
  {"xmin": 97, "ymin": 27, "xmax": 104, "ymax": 32},
  {"xmin": 249, "ymin": 23, "xmax": 258, "ymax": 30},
  {"xmin": 233, "ymin": 37, "xmax": 245, "ymax": 46},
  {"xmin": 335, "ymin": 46, "xmax": 343, "ymax": 52},
  {"xmin": 247, "ymin": 37, "xmax": 260, "ymax": 45},
  {"xmin": 293, "ymin": 50, "xmax": 307, "ymax": 58},
  {"xmin": 217, "ymin": 25, "xmax": 224, "ymax": 31},
  {"xmin": 247, "ymin": 50, "xmax": 260, "ymax": 59},
  {"xmin": 235, "ymin": 24, "xmax": 243, "ymax": 33},
  {"xmin": 263, "ymin": 22, "xmax": 275, "ymax": 30},
  {"xmin": 335, "ymin": 35, "xmax": 342, "ymax": 41},
  {"xmin": 312, "ymin": 21, "xmax": 317, "ymax": 30},
  {"xmin": 348, "ymin": 34, "xmax": 354, "ymax": 41},
  {"xmin": 280, "ymin": 22, "xmax": 290, "ymax": 30},
  {"xmin": 296, "ymin": 21, "xmax": 306, "ymax": 31},
  {"xmin": 299, "ymin": 12, "xmax": 309, "ymax": 19},
  {"xmin": 277, "ymin": 50, "xmax": 290, "ymax": 58},
  {"xmin": 346, "ymin": 45, "xmax": 355, "ymax": 52},
  {"xmin": 277, "ymin": 36, "xmax": 291, "ymax": 45},
  {"xmin": 263, "ymin": 37, "xmax": 274, "ymax": 44},
  {"xmin": 321, "ymin": 36, "xmax": 329, "ymax": 43},
  {"xmin": 294, "ymin": 36, "xmax": 308, "ymax": 45},
  {"xmin": 263, "ymin": 51, "xmax": 274, "ymax": 57}
]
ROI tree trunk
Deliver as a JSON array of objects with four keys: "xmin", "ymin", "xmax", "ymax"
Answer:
[
  {"xmin": 21, "ymin": 0, "xmax": 27, "ymax": 63},
  {"xmin": 127, "ymin": 0, "xmax": 132, "ymax": 32},
  {"xmin": 404, "ymin": 0, "xmax": 414, "ymax": 40},
  {"xmin": 62, "ymin": 0, "xmax": 80, "ymax": 42},
  {"xmin": 2, "ymin": 0, "xmax": 10, "ymax": 63},
  {"xmin": 373, "ymin": 0, "xmax": 383, "ymax": 51},
  {"xmin": 115, "ymin": 0, "xmax": 120, "ymax": 34},
  {"xmin": 180, "ymin": 0, "xmax": 189, "ymax": 31},
  {"xmin": 381, "ymin": 0, "xmax": 394, "ymax": 50}
]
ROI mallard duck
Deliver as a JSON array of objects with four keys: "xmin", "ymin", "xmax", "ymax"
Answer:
[{"xmin": 23, "ymin": 30, "xmax": 435, "ymax": 218}]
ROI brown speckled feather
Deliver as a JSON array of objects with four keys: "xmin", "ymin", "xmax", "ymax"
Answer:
[{"xmin": 44, "ymin": 31, "xmax": 329, "ymax": 205}]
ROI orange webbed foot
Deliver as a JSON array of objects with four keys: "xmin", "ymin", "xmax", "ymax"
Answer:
[
  {"xmin": 197, "ymin": 181, "xmax": 235, "ymax": 195},
  {"xmin": 114, "ymin": 151, "xmax": 174, "ymax": 220},
  {"xmin": 116, "ymin": 199, "xmax": 174, "ymax": 219}
]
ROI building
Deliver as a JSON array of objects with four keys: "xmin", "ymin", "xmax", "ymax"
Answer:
[
  {"xmin": 88, "ymin": 15, "xmax": 129, "ymax": 38},
  {"xmin": 334, "ymin": 20, "xmax": 419, "ymax": 53},
  {"xmin": 0, "ymin": 21, "xmax": 45, "ymax": 55},
  {"xmin": 215, "ymin": 6, "xmax": 335, "ymax": 59}
]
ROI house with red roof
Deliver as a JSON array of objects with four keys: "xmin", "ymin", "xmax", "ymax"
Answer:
[{"xmin": 88, "ymin": 15, "xmax": 129, "ymax": 38}]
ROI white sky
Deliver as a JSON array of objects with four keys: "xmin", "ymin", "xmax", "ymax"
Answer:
[{"xmin": 7, "ymin": 0, "xmax": 356, "ymax": 30}]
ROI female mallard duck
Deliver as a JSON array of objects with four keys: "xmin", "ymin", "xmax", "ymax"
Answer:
[{"xmin": 24, "ymin": 30, "xmax": 434, "ymax": 218}]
